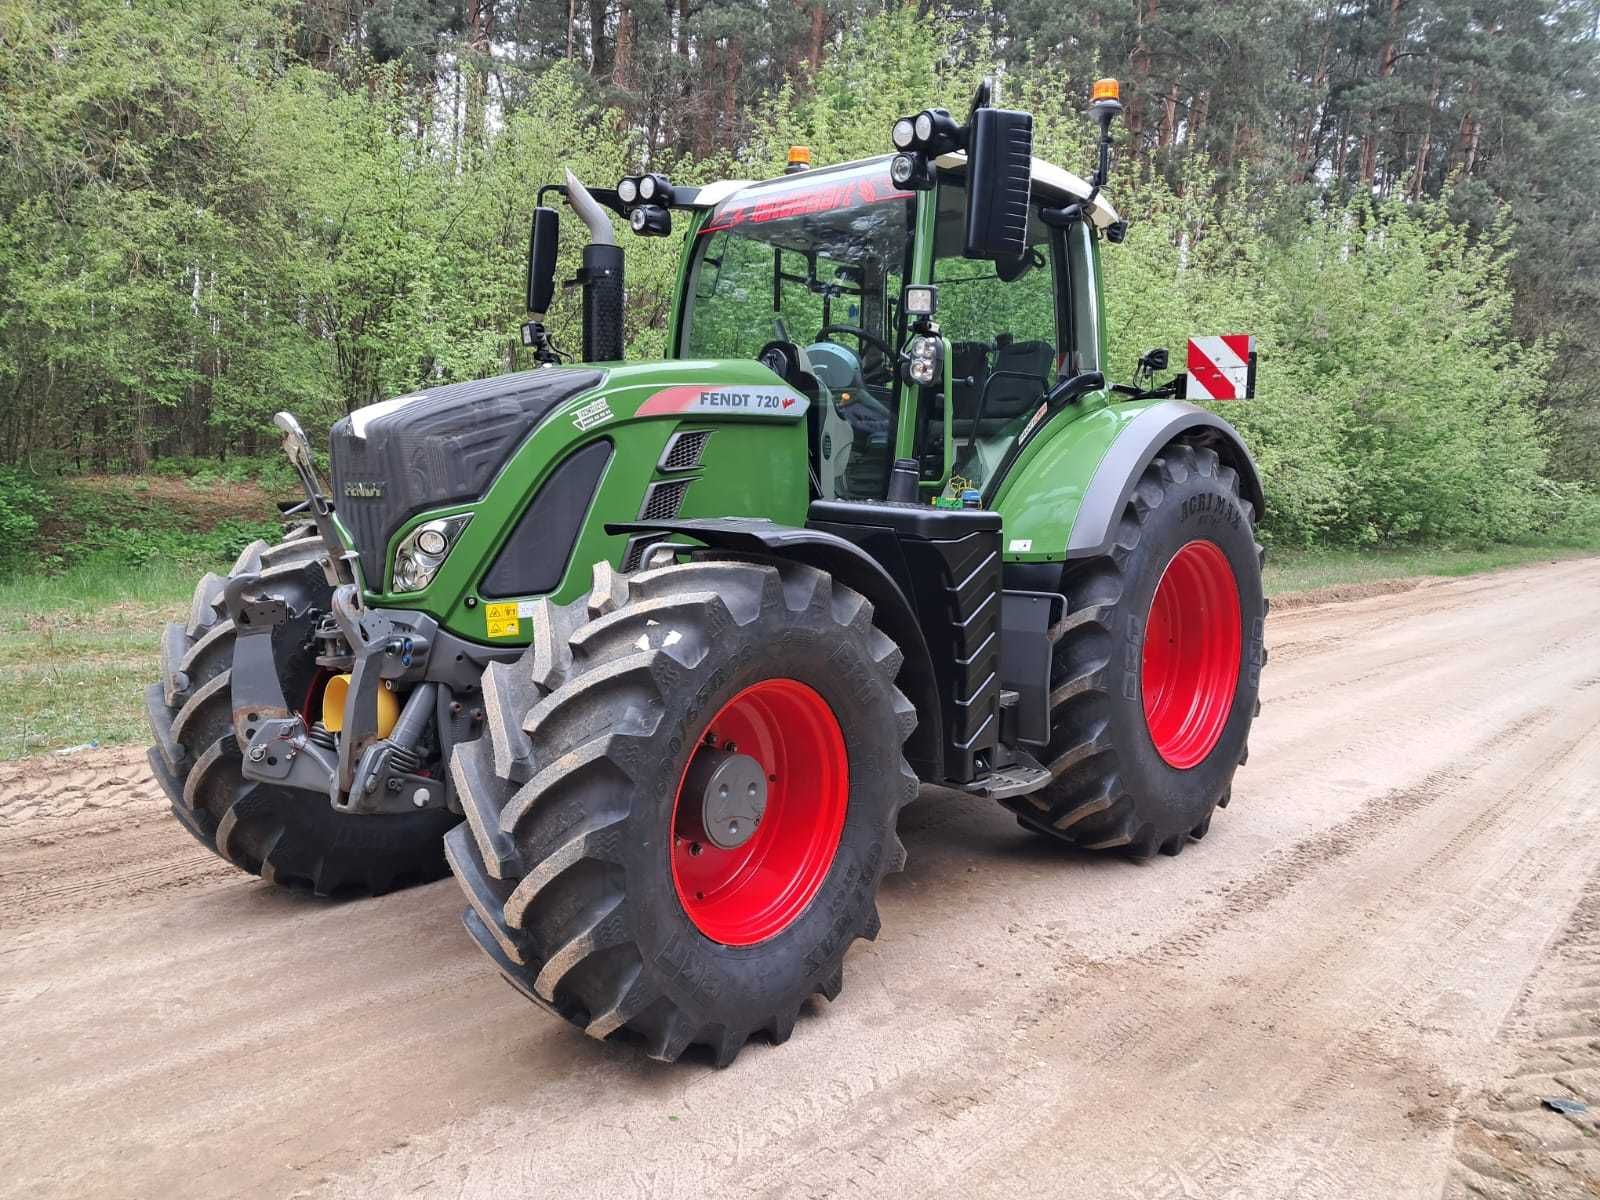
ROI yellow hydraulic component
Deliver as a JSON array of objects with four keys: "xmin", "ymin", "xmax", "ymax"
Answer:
[{"xmin": 321, "ymin": 673, "xmax": 400, "ymax": 738}]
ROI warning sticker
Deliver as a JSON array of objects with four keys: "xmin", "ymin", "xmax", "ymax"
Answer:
[
  {"xmin": 485, "ymin": 602, "xmax": 521, "ymax": 639},
  {"xmin": 571, "ymin": 396, "xmax": 614, "ymax": 432}
]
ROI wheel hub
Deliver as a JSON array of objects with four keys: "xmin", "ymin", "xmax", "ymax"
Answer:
[
  {"xmin": 683, "ymin": 747, "xmax": 768, "ymax": 849},
  {"xmin": 669, "ymin": 678, "xmax": 849, "ymax": 946}
]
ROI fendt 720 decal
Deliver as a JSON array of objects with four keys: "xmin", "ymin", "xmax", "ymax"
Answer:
[{"xmin": 635, "ymin": 384, "xmax": 810, "ymax": 419}]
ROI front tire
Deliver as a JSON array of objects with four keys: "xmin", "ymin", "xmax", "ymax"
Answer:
[
  {"xmin": 446, "ymin": 557, "xmax": 918, "ymax": 1065},
  {"xmin": 145, "ymin": 535, "xmax": 457, "ymax": 894},
  {"xmin": 1006, "ymin": 439, "xmax": 1267, "ymax": 856}
]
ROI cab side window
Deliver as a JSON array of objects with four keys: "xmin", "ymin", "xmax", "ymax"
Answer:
[{"xmin": 928, "ymin": 178, "xmax": 1065, "ymax": 491}]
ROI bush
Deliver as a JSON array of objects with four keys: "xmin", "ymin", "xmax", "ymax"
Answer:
[{"xmin": 0, "ymin": 467, "xmax": 52, "ymax": 577}]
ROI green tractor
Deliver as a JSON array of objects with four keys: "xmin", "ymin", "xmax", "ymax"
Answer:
[{"xmin": 147, "ymin": 80, "xmax": 1265, "ymax": 1064}]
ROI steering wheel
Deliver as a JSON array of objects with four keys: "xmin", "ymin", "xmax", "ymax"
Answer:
[{"xmin": 814, "ymin": 324, "xmax": 894, "ymax": 364}]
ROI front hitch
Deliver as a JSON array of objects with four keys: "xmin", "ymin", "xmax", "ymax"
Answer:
[
  {"xmin": 223, "ymin": 572, "xmax": 449, "ymax": 816},
  {"xmin": 325, "ymin": 586, "xmax": 447, "ymax": 814}
]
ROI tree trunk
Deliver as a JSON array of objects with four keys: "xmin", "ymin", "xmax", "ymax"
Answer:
[
  {"xmin": 1360, "ymin": 0, "xmax": 1404, "ymax": 188},
  {"xmin": 1159, "ymin": 80, "xmax": 1179, "ymax": 149},
  {"xmin": 465, "ymin": 0, "xmax": 492, "ymax": 151},
  {"xmin": 587, "ymin": 0, "xmax": 611, "ymax": 78},
  {"xmin": 1410, "ymin": 63, "xmax": 1440, "ymax": 199},
  {"xmin": 614, "ymin": 0, "xmax": 634, "ymax": 92}
]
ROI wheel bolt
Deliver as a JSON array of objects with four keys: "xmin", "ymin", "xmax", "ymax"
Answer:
[{"xmin": 689, "ymin": 842, "xmax": 702, "ymax": 856}]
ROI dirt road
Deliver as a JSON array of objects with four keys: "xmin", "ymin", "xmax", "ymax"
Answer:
[{"xmin": 4, "ymin": 557, "xmax": 1600, "ymax": 1199}]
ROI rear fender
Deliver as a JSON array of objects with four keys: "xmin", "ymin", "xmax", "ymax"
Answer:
[{"xmin": 991, "ymin": 399, "xmax": 1264, "ymax": 562}]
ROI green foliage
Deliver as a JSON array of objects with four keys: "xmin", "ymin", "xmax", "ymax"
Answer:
[
  {"xmin": 0, "ymin": 467, "xmax": 52, "ymax": 574},
  {"xmin": 0, "ymin": 0, "xmax": 1595, "ymax": 554},
  {"xmin": 0, "ymin": 470, "xmax": 284, "ymax": 582}
]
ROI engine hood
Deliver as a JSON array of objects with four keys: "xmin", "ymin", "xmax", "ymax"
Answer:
[{"xmin": 329, "ymin": 367, "xmax": 604, "ymax": 580}]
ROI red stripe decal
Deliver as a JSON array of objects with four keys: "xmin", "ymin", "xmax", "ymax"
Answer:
[
  {"xmin": 1221, "ymin": 333, "xmax": 1253, "ymax": 363},
  {"xmin": 701, "ymin": 177, "xmax": 914, "ymax": 234},
  {"xmin": 635, "ymin": 385, "xmax": 707, "ymax": 417},
  {"xmin": 1186, "ymin": 342, "xmax": 1233, "ymax": 400}
]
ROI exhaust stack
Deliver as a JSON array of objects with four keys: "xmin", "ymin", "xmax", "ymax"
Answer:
[{"xmin": 564, "ymin": 169, "xmax": 625, "ymax": 364}]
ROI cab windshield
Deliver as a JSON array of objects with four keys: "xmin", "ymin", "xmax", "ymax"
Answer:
[{"xmin": 682, "ymin": 163, "xmax": 915, "ymax": 501}]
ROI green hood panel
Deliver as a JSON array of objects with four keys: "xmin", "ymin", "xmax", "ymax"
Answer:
[{"xmin": 359, "ymin": 358, "xmax": 810, "ymax": 645}]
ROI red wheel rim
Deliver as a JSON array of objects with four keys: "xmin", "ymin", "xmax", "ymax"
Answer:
[
  {"xmin": 1141, "ymin": 539, "xmax": 1242, "ymax": 769},
  {"xmin": 670, "ymin": 679, "xmax": 848, "ymax": 946}
]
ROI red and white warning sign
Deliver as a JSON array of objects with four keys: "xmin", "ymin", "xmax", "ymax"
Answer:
[{"xmin": 1186, "ymin": 334, "xmax": 1255, "ymax": 401}]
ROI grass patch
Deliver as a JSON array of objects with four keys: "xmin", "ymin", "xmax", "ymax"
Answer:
[
  {"xmin": 1, "ymin": 506, "xmax": 1594, "ymax": 760},
  {"xmin": 1263, "ymin": 539, "xmax": 1599, "ymax": 597},
  {"xmin": 0, "ymin": 468, "xmax": 296, "ymax": 760},
  {"xmin": 0, "ymin": 556, "xmax": 215, "ymax": 759}
]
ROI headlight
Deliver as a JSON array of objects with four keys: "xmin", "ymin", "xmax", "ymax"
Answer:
[
  {"xmin": 392, "ymin": 514, "xmax": 471, "ymax": 593},
  {"xmin": 904, "ymin": 335, "xmax": 943, "ymax": 387},
  {"xmin": 891, "ymin": 117, "xmax": 916, "ymax": 150},
  {"xmin": 638, "ymin": 173, "xmax": 671, "ymax": 203},
  {"xmin": 889, "ymin": 152, "xmax": 933, "ymax": 190},
  {"xmin": 629, "ymin": 204, "xmax": 672, "ymax": 236}
]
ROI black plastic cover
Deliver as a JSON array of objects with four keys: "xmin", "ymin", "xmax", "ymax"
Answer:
[
  {"xmin": 581, "ymin": 243, "xmax": 625, "ymax": 363},
  {"xmin": 964, "ymin": 108, "xmax": 1034, "ymax": 260},
  {"xmin": 330, "ymin": 367, "xmax": 603, "ymax": 582},
  {"xmin": 480, "ymin": 439, "xmax": 612, "ymax": 599},
  {"xmin": 807, "ymin": 499, "xmax": 1002, "ymax": 781}
]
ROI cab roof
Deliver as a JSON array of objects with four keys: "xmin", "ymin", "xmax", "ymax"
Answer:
[{"xmin": 691, "ymin": 152, "xmax": 1119, "ymax": 230}]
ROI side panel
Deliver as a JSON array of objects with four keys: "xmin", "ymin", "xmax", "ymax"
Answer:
[
  {"xmin": 990, "ymin": 398, "xmax": 1264, "ymax": 563},
  {"xmin": 366, "ymin": 359, "xmax": 811, "ymax": 645}
]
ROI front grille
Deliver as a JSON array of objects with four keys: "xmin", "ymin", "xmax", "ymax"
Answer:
[
  {"xmin": 659, "ymin": 429, "xmax": 711, "ymax": 472},
  {"xmin": 639, "ymin": 479, "xmax": 690, "ymax": 522}
]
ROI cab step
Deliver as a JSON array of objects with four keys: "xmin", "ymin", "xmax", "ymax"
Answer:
[{"xmin": 963, "ymin": 750, "xmax": 1053, "ymax": 801}]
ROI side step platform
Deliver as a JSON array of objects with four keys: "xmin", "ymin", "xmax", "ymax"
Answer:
[{"xmin": 961, "ymin": 749, "xmax": 1053, "ymax": 801}]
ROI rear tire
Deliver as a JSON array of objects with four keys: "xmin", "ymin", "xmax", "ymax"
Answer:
[
  {"xmin": 145, "ymin": 535, "xmax": 456, "ymax": 895},
  {"xmin": 446, "ymin": 556, "xmax": 918, "ymax": 1065},
  {"xmin": 1005, "ymin": 439, "xmax": 1267, "ymax": 857}
]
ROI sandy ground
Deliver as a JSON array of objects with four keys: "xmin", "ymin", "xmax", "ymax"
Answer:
[{"xmin": 3, "ymin": 557, "xmax": 1600, "ymax": 1200}]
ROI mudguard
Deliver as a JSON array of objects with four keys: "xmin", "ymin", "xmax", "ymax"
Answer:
[
  {"xmin": 607, "ymin": 516, "xmax": 944, "ymax": 780},
  {"xmin": 990, "ymin": 399, "xmax": 1265, "ymax": 563}
]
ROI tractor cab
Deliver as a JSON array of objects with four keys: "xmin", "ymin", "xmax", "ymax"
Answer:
[
  {"xmin": 673, "ymin": 154, "xmax": 1118, "ymax": 506},
  {"xmin": 520, "ymin": 79, "xmax": 1125, "ymax": 517}
]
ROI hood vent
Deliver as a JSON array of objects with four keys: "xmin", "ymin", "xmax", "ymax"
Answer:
[
  {"xmin": 659, "ymin": 429, "xmax": 712, "ymax": 472},
  {"xmin": 638, "ymin": 478, "xmax": 690, "ymax": 523}
]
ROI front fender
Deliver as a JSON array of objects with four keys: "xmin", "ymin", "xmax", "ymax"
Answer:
[
  {"xmin": 607, "ymin": 516, "xmax": 944, "ymax": 782},
  {"xmin": 991, "ymin": 399, "xmax": 1265, "ymax": 562}
]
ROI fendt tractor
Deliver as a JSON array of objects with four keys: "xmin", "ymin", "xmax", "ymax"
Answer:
[{"xmin": 147, "ymin": 79, "xmax": 1266, "ymax": 1065}]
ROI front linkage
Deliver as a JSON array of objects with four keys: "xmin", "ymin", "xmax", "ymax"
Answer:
[{"xmin": 225, "ymin": 449, "xmax": 524, "ymax": 819}]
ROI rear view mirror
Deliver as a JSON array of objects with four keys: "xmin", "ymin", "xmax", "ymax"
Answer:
[
  {"xmin": 526, "ymin": 206, "xmax": 559, "ymax": 315},
  {"xmin": 963, "ymin": 107, "xmax": 1033, "ymax": 261}
]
